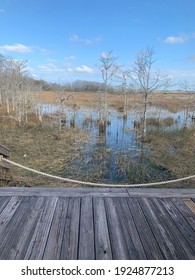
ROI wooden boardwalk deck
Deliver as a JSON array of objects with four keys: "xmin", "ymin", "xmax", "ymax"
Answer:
[{"xmin": 0, "ymin": 187, "xmax": 194, "ymax": 260}]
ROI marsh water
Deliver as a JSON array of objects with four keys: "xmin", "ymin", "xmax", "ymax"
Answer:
[{"xmin": 38, "ymin": 104, "xmax": 195, "ymax": 184}]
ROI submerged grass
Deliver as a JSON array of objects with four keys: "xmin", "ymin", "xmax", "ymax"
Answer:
[{"xmin": 1, "ymin": 118, "xmax": 195, "ymax": 188}]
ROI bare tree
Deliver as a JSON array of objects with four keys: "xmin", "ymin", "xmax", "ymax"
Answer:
[
  {"xmin": 0, "ymin": 54, "xmax": 7, "ymax": 106},
  {"xmin": 130, "ymin": 48, "xmax": 168, "ymax": 140},
  {"xmin": 0, "ymin": 55, "xmax": 36, "ymax": 125},
  {"xmin": 97, "ymin": 51, "xmax": 119, "ymax": 133},
  {"xmin": 116, "ymin": 69, "xmax": 134, "ymax": 119}
]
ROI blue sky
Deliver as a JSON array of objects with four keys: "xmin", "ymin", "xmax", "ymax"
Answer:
[{"xmin": 0, "ymin": 0, "xmax": 195, "ymax": 85}]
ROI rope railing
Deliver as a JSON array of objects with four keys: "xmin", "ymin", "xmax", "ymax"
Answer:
[{"xmin": 1, "ymin": 156, "xmax": 195, "ymax": 187}]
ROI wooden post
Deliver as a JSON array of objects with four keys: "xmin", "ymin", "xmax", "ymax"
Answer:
[{"xmin": 0, "ymin": 144, "xmax": 10, "ymax": 170}]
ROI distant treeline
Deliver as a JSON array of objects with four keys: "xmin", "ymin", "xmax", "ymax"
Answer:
[{"xmin": 40, "ymin": 79, "xmax": 119, "ymax": 93}]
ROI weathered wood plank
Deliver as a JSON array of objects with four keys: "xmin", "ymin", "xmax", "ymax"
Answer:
[
  {"xmin": 159, "ymin": 198, "xmax": 195, "ymax": 253},
  {"xmin": 60, "ymin": 197, "xmax": 81, "ymax": 260},
  {"xmin": 43, "ymin": 197, "xmax": 69, "ymax": 260},
  {"xmin": 183, "ymin": 198, "xmax": 195, "ymax": 214},
  {"xmin": 114, "ymin": 198, "xmax": 147, "ymax": 259},
  {"xmin": 0, "ymin": 196, "xmax": 22, "ymax": 235},
  {"xmin": 0, "ymin": 196, "xmax": 36, "ymax": 259},
  {"xmin": 0, "ymin": 187, "xmax": 129, "ymax": 197},
  {"xmin": 0, "ymin": 196, "xmax": 11, "ymax": 214},
  {"xmin": 171, "ymin": 198, "xmax": 195, "ymax": 231},
  {"xmin": 13, "ymin": 197, "xmax": 47, "ymax": 259},
  {"xmin": 126, "ymin": 197, "xmax": 164, "ymax": 259},
  {"xmin": 0, "ymin": 145, "xmax": 10, "ymax": 169},
  {"xmin": 127, "ymin": 188, "xmax": 195, "ymax": 198},
  {"xmin": 93, "ymin": 197, "xmax": 112, "ymax": 260},
  {"xmin": 78, "ymin": 197, "xmax": 95, "ymax": 260},
  {"xmin": 104, "ymin": 197, "xmax": 130, "ymax": 259},
  {"xmin": 151, "ymin": 198, "xmax": 195, "ymax": 259},
  {"xmin": 0, "ymin": 187, "xmax": 195, "ymax": 197},
  {"xmin": 0, "ymin": 145, "xmax": 10, "ymax": 157},
  {"xmin": 139, "ymin": 197, "xmax": 192, "ymax": 259},
  {"xmin": 24, "ymin": 197, "xmax": 58, "ymax": 260}
]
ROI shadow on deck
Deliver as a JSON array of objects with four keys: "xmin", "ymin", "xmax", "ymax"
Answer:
[{"xmin": 0, "ymin": 187, "xmax": 194, "ymax": 260}]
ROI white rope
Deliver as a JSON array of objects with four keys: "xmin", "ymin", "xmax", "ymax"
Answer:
[{"xmin": 1, "ymin": 157, "xmax": 195, "ymax": 187}]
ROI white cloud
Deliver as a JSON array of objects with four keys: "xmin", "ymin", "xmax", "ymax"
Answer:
[
  {"xmin": 0, "ymin": 43, "xmax": 49, "ymax": 54},
  {"xmin": 70, "ymin": 34, "xmax": 101, "ymax": 45},
  {"xmin": 38, "ymin": 63, "xmax": 65, "ymax": 73},
  {"xmin": 67, "ymin": 65, "xmax": 94, "ymax": 74},
  {"xmin": 38, "ymin": 63, "xmax": 94, "ymax": 76},
  {"xmin": 75, "ymin": 65, "xmax": 93, "ymax": 74},
  {"xmin": 0, "ymin": 43, "xmax": 33, "ymax": 53},
  {"xmin": 163, "ymin": 34, "xmax": 188, "ymax": 44}
]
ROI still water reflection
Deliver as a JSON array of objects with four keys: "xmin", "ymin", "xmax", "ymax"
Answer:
[{"xmin": 38, "ymin": 104, "xmax": 195, "ymax": 184}]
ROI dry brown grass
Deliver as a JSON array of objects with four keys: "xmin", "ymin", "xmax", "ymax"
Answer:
[
  {"xmin": 147, "ymin": 127, "xmax": 195, "ymax": 183},
  {"xmin": 146, "ymin": 117, "xmax": 175, "ymax": 126},
  {"xmin": 32, "ymin": 90, "xmax": 195, "ymax": 113},
  {"xmin": 149, "ymin": 92, "xmax": 195, "ymax": 113},
  {"xmin": 0, "ymin": 118, "xmax": 89, "ymax": 187},
  {"xmin": 1, "ymin": 90, "xmax": 195, "ymax": 188}
]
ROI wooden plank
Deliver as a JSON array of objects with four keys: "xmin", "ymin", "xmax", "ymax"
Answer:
[
  {"xmin": 126, "ymin": 197, "xmax": 164, "ymax": 259},
  {"xmin": 139, "ymin": 197, "xmax": 191, "ymax": 259},
  {"xmin": 5, "ymin": 197, "xmax": 45, "ymax": 260},
  {"xmin": 163, "ymin": 198, "xmax": 195, "ymax": 257},
  {"xmin": 183, "ymin": 198, "xmax": 195, "ymax": 214},
  {"xmin": 0, "ymin": 196, "xmax": 22, "ymax": 235},
  {"xmin": 43, "ymin": 197, "xmax": 69, "ymax": 260},
  {"xmin": 151, "ymin": 198, "xmax": 195, "ymax": 259},
  {"xmin": 9, "ymin": 197, "xmax": 45, "ymax": 259},
  {"xmin": 0, "ymin": 196, "xmax": 36, "ymax": 259},
  {"xmin": 0, "ymin": 187, "xmax": 195, "ymax": 197},
  {"xmin": 0, "ymin": 196, "xmax": 11, "ymax": 214},
  {"xmin": 114, "ymin": 197, "xmax": 147, "ymax": 259},
  {"xmin": 93, "ymin": 197, "xmax": 112, "ymax": 260},
  {"xmin": 159, "ymin": 198, "xmax": 195, "ymax": 254},
  {"xmin": 0, "ymin": 187, "xmax": 129, "ymax": 197},
  {"xmin": 60, "ymin": 197, "xmax": 81, "ymax": 260},
  {"xmin": 0, "ymin": 144, "xmax": 10, "ymax": 168},
  {"xmin": 104, "ymin": 197, "xmax": 130, "ymax": 259},
  {"xmin": 0, "ymin": 145, "xmax": 10, "ymax": 157},
  {"xmin": 127, "ymin": 188, "xmax": 195, "ymax": 198},
  {"xmin": 171, "ymin": 198, "xmax": 195, "ymax": 231},
  {"xmin": 24, "ymin": 197, "xmax": 58, "ymax": 260},
  {"xmin": 78, "ymin": 197, "xmax": 95, "ymax": 259}
]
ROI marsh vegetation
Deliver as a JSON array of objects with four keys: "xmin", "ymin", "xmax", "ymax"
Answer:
[
  {"xmin": 0, "ymin": 52, "xmax": 195, "ymax": 188},
  {"xmin": 0, "ymin": 90, "xmax": 195, "ymax": 188}
]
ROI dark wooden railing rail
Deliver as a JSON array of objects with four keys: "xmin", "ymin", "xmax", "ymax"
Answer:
[{"xmin": 0, "ymin": 144, "xmax": 10, "ymax": 170}]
